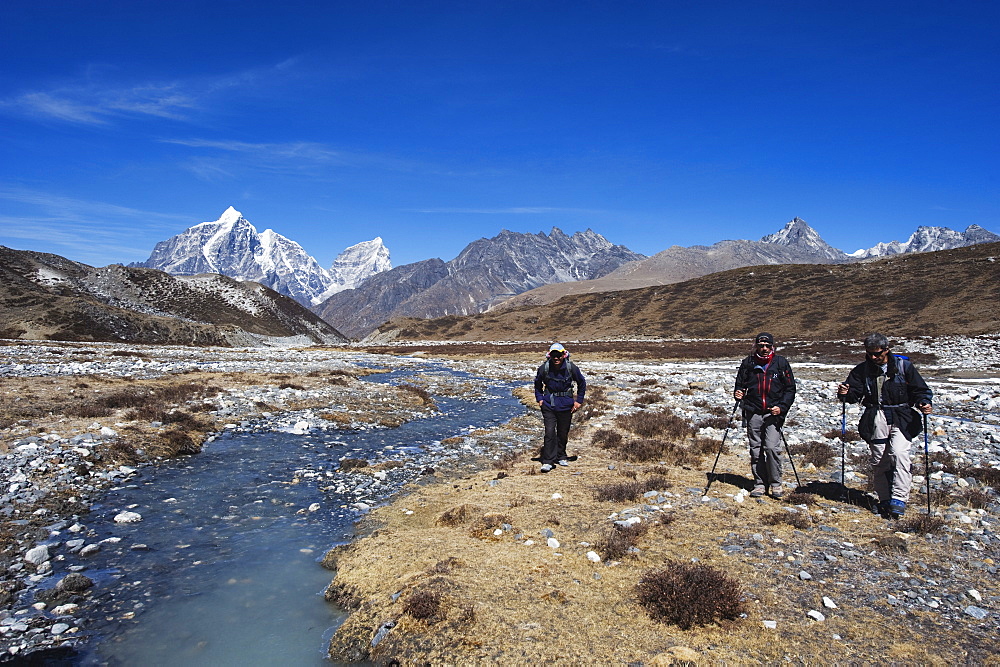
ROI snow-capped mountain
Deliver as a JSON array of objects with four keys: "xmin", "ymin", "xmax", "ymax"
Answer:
[
  {"xmin": 760, "ymin": 217, "xmax": 845, "ymax": 260},
  {"xmin": 132, "ymin": 207, "xmax": 390, "ymax": 306},
  {"xmin": 848, "ymin": 225, "xmax": 1000, "ymax": 259},
  {"xmin": 315, "ymin": 227, "xmax": 644, "ymax": 339},
  {"xmin": 317, "ymin": 237, "xmax": 393, "ymax": 302}
]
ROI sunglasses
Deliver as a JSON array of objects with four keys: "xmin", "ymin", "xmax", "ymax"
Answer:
[
  {"xmin": 756, "ymin": 342, "xmax": 773, "ymax": 349},
  {"xmin": 867, "ymin": 348, "xmax": 888, "ymax": 357}
]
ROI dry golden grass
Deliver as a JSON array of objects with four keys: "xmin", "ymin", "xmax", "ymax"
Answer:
[{"xmin": 323, "ymin": 402, "xmax": 999, "ymax": 664}]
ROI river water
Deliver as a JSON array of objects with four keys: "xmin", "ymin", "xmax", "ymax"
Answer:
[{"xmin": 59, "ymin": 365, "xmax": 524, "ymax": 666}]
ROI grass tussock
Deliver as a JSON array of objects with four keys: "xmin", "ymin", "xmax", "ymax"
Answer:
[
  {"xmin": 695, "ymin": 415, "xmax": 730, "ymax": 430},
  {"xmin": 398, "ymin": 383, "xmax": 436, "ymax": 407},
  {"xmin": 436, "ymin": 504, "xmax": 478, "ymax": 527},
  {"xmin": 636, "ymin": 562, "xmax": 746, "ymax": 630}
]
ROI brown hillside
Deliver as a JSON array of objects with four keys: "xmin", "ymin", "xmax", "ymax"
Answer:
[{"xmin": 375, "ymin": 242, "xmax": 1000, "ymax": 341}]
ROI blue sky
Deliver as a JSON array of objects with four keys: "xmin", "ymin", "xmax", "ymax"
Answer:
[{"xmin": 1, "ymin": 1, "xmax": 997, "ymax": 268}]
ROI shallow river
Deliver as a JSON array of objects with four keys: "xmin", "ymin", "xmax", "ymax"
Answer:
[{"xmin": 60, "ymin": 366, "xmax": 524, "ymax": 666}]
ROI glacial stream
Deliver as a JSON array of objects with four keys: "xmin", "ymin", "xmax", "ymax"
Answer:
[{"xmin": 61, "ymin": 365, "xmax": 524, "ymax": 666}]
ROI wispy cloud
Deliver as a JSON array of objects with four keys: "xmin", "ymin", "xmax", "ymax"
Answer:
[
  {"xmin": 2, "ymin": 84, "xmax": 197, "ymax": 125},
  {"xmin": 0, "ymin": 60, "xmax": 297, "ymax": 126},
  {"xmin": 0, "ymin": 187, "xmax": 190, "ymax": 264},
  {"xmin": 164, "ymin": 138, "xmax": 423, "ymax": 181}
]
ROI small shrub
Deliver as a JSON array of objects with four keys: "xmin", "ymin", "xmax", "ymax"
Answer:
[
  {"xmin": 761, "ymin": 511, "xmax": 812, "ymax": 530},
  {"xmin": 592, "ymin": 429, "xmax": 623, "ymax": 449},
  {"xmin": 895, "ymin": 515, "xmax": 946, "ymax": 534},
  {"xmin": 278, "ymin": 382, "xmax": 305, "ymax": 390},
  {"xmin": 403, "ymin": 589, "xmax": 442, "ymax": 622},
  {"xmin": 875, "ymin": 535, "xmax": 908, "ymax": 554},
  {"xmin": 954, "ymin": 488, "xmax": 993, "ymax": 509},
  {"xmin": 593, "ymin": 481, "xmax": 645, "ymax": 503},
  {"xmin": 615, "ymin": 410, "xmax": 694, "ymax": 439},
  {"xmin": 785, "ymin": 492, "xmax": 817, "ymax": 506},
  {"xmin": 822, "ymin": 426, "xmax": 859, "ymax": 441},
  {"xmin": 789, "ymin": 441, "xmax": 835, "ymax": 468},
  {"xmin": 695, "ymin": 416, "xmax": 729, "ymax": 430},
  {"xmin": 689, "ymin": 437, "xmax": 722, "ymax": 456},
  {"xmin": 636, "ymin": 563, "xmax": 745, "ymax": 629},
  {"xmin": 594, "ymin": 523, "xmax": 648, "ymax": 561},
  {"xmin": 638, "ymin": 378, "xmax": 658, "ymax": 387},
  {"xmin": 469, "ymin": 512, "xmax": 512, "ymax": 536},
  {"xmin": 492, "ymin": 451, "xmax": 520, "ymax": 470},
  {"xmin": 633, "ymin": 392, "xmax": 662, "ymax": 407}
]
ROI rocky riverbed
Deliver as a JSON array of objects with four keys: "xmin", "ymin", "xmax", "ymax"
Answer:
[{"xmin": 1, "ymin": 336, "xmax": 998, "ymax": 662}]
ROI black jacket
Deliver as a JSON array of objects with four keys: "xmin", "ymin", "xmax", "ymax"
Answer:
[
  {"xmin": 841, "ymin": 353, "xmax": 932, "ymax": 442},
  {"xmin": 734, "ymin": 354, "xmax": 796, "ymax": 418}
]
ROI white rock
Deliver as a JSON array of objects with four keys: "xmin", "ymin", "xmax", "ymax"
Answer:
[
  {"xmin": 113, "ymin": 511, "xmax": 142, "ymax": 524},
  {"xmin": 308, "ymin": 503, "xmax": 321, "ymax": 512},
  {"xmin": 547, "ymin": 538, "xmax": 560, "ymax": 549},
  {"xmin": 493, "ymin": 528, "xmax": 503, "ymax": 536},
  {"xmin": 807, "ymin": 610, "xmax": 826, "ymax": 622},
  {"xmin": 823, "ymin": 596, "xmax": 838, "ymax": 609},
  {"xmin": 586, "ymin": 551, "xmax": 601, "ymax": 563},
  {"xmin": 52, "ymin": 604, "xmax": 79, "ymax": 616},
  {"xmin": 551, "ymin": 493, "xmax": 562, "ymax": 500},
  {"xmin": 24, "ymin": 545, "xmax": 49, "ymax": 565},
  {"xmin": 762, "ymin": 620, "xmax": 777, "ymax": 629},
  {"xmin": 967, "ymin": 589, "xmax": 982, "ymax": 602},
  {"xmin": 50, "ymin": 623, "xmax": 70, "ymax": 635}
]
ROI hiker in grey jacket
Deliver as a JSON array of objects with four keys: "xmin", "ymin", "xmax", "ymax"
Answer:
[
  {"xmin": 837, "ymin": 333, "xmax": 932, "ymax": 519},
  {"xmin": 534, "ymin": 343, "xmax": 586, "ymax": 472}
]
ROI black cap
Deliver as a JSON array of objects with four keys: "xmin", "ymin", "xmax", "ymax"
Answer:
[{"xmin": 755, "ymin": 332, "xmax": 774, "ymax": 345}]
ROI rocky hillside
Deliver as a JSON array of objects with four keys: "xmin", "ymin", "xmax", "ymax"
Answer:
[
  {"xmin": 372, "ymin": 241, "xmax": 1000, "ymax": 342},
  {"xmin": 316, "ymin": 228, "xmax": 644, "ymax": 339},
  {"xmin": 0, "ymin": 246, "xmax": 347, "ymax": 346}
]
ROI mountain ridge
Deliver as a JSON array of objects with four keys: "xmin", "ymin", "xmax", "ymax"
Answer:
[
  {"xmin": 314, "ymin": 227, "xmax": 645, "ymax": 339},
  {"xmin": 371, "ymin": 241, "xmax": 1000, "ymax": 343}
]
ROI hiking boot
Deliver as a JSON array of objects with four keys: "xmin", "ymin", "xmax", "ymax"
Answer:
[
  {"xmin": 557, "ymin": 459, "xmax": 569, "ymax": 467},
  {"xmin": 540, "ymin": 464, "xmax": 553, "ymax": 473},
  {"xmin": 770, "ymin": 484, "xmax": 784, "ymax": 499},
  {"xmin": 888, "ymin": 498, "xmax": 906, "ymax": 519},
  {"xmin": 750, "ymin": 485, "xmax": 766, "ymax": 498}
]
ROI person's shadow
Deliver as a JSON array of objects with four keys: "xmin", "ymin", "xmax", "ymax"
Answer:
[{"xmin": 703, "ymin": 472, "xmax": 877, "ymax": 512}]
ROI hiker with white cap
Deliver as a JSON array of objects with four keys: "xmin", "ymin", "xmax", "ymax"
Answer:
[
  {"xmin": 534, "ymin": 343, "xmax": 587, "ymax": 472},
  {"xmin": 734, "ymin": 332, "xmax": 797, "ymax": 498}
]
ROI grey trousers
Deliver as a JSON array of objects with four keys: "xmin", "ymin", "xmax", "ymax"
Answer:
[
  {"xmin": 746, "ymin": 413, "xmax": 782, "ymax": 487},
  {"xmin": 869, "ymin": 409, "xmax": 913, "ymax": 503}
]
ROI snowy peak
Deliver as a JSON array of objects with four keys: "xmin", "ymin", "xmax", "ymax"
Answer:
[
  {"xmin": 321, "ymin": 237, "xmax": 393, "ymax": 300},
  {"xmin": 760, "ymin": 217, "xmax": 844, "ymax": 260},
  {"xmin": 848, "ymin": 225, "xmax": 1000, "ymax": 258},
  {"xmin": 132, "ymin": 207, "xmax": 391, "ymax": 306}
]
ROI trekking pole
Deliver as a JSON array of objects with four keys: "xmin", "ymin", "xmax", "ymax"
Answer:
[
  {"xmin": 840, "ymin": 400, "xmax": 848, "ymax": 500},
  {"xmin": 776, "ymin": 426, "xmax": 802, "ymax": 489},
  {"xmin": 922, "ymin": 410, "xmax": 932, "ymax": 515},
  {"xmin": 703, "ymin": 398, "xmax": 742, "ymax": 496}
]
